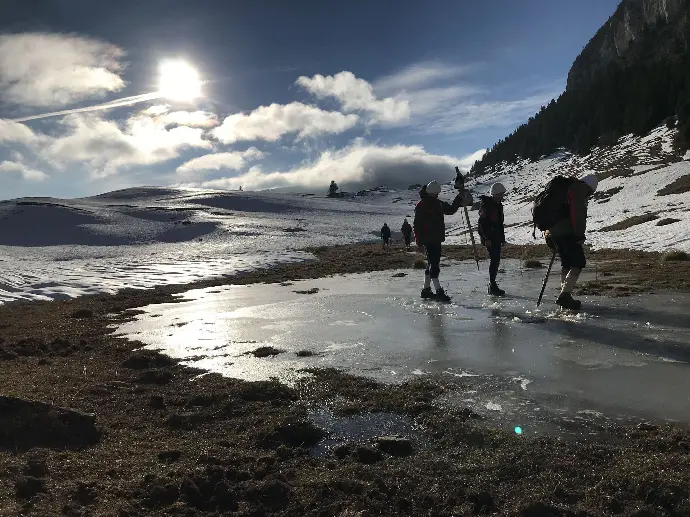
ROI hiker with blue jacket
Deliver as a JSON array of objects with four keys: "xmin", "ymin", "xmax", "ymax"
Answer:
[
  {"xmin": 542, "ymin": 174, "xmax": 598, "ymax": 310},
  {"xmin": 478, "ymin": 183, "xmax": 507, "ymax": 296}
]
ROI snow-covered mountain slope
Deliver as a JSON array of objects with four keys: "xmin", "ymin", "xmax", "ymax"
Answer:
[
  {"xmin": 0, "ymin": 186, "xmax": 415, "ymax": 303},
  {"xmin": 1, "ymin": 125, "xmax": 688, "ymax": 304},
  {"xmin": 464, "ymin": 125, "xmax": 690, "ymax": 252}
]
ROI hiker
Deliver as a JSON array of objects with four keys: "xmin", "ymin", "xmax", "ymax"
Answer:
[
  {"xmin": 542, "ymin": 174, "xmax": 598, "ymax": 310},
  {"xmin": 401, "ymin": 219, "xmax": 413, "ymax": 250},
  {"xmin": 381, "ymin": 223, "xmax": 391, "ymax": 249},
  {"xmin": 478, "ymin": 183, "xmax": 507, "ymax": 296},
  {"xmin": 413, "ymin": 179, "xmax": 473, "ymax": 302}
]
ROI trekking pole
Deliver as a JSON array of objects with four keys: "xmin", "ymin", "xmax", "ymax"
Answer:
[
  {"xmin": 455, "ymin": 167, "xmax": 480, "ymax": 271},
  {"xmin": 537, "ymin": 251, "xmax": 557, "ymax": 307}
]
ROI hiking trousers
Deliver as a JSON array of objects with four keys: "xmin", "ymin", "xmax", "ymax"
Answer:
[{"xmin": 425, "ymin": 242, "xmax": 442, "ymax": 279}]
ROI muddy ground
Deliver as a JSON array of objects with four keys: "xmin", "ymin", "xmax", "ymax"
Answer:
[{"xmin": 1, "ymin": 243, "xmax": 689, "ymax": 516}]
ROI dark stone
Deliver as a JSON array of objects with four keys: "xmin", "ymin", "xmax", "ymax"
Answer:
[
  {"xmin": 121, "ymin": 352, "xmax": 176, "ymax": 370},
  {"xmin": 135, "ymin": 369, "xmax": 173, "ymax": 385},
  {"xmin": 71, "ymin": 309, "xmax": 94, "ymax": 319},
  {"xmin": 355, "ymin": 446, "xmax": 383, "ymax": 464},
  {"xmin": 180, "ymin": 477, "xmax": 203, "ymax": 508},
  {"xmin": 74, "ymin": 483, "xmax": 98, "ymax": 505},
  {"xmin": 15, "ymin": 477, "xmax": 46, "ymax": 500},
  {"xmin": 0, "ymin": 396, "xmax": 100, "ymax": 451},
  {"xmin": 334, "ymin": 444, "xmax": 351, "ymax": 459},
  {"xmin": 24, "ymin": 458, "xmax": 48, "ymax": 477},
  {"xmin": 469, "ymin": 491, "xmax": 496, "ymax": 514},
  {"xmin": 149, "ymin": 395, "xmax": 166, "ymax": 409},
  {"xmin": 376, "ymin": 435, "xmax": 413, "ymax": 456},
  {"xmin": 144, "ymin": 483, "xmax": 179, "ymax": 509},
  {"xmin": 157, "ymin": 450, "xmax": 182, "ymax": 463},
  {"xmin": 260, "ymin": 421, "xmax": 326, "ymax": 448},
  {"xmin": 637, "ymin": 422, "xmax": 659, "ymax": 431}
]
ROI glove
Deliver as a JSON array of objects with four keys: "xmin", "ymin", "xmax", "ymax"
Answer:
[{"xmin": 544, "ymin": 231, "xmax": 556, "ymax": 251}]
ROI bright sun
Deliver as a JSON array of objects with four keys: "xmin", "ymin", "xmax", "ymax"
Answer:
[{"xmin": 158, "ymin": 59, "xmax": 202, "ymax": 101}]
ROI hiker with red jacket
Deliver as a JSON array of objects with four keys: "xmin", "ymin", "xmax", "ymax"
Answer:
[
  {"xmin": 543, "ymin": 174, "xmax": 598, "ymax": 310},
  {"xmin": 413, "ymin": 180, "xmax": 473, "ymax": 302},
  {"xmin": 478, "ymin": 183, "xmax": 507, "ymax": 296}
]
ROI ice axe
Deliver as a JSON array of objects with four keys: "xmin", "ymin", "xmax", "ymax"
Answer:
[
  {"xmin": 454, "ymin": 167, "xmax": 480, "ymax": 272},
  {"xmin": 537, "ymin": 250, "xmax": 557, "ymax": 307}
]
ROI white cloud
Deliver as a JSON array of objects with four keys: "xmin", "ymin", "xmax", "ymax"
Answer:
[
  {"xmin": 0, "ymin": 160, "xmax": 48, "ymax": 181},
  {"xmin": 142, "ymin": 104, "xmax": 171, "ymax": 116},
  {"xmin": 0, "ymin": 32, "xmax": 125, "ymax": 108},
  {"xmin": 177, "ymin": 147, "xmax": 264, "ymax": 176},
  {"xmin": 374, "ymin": 61, "xmax": 473, "ymax": 93},
  {"xmin": 212, "ymin": 102, "xmax": 358, "ymax": 144},
  {"xmin": 47, "ymin": 113, "xmax": 212, "ymax": 177},
  {"xmin": 0, "ymin": 119, "xmax": 41, "ymax": 144},
  {"xmin": 296, "ymin": 72, "xmax": 410, "ymax": 125},
  {"xmin": 185, "ymin": 140, "xmax": 483, "ymax": 191},
  {"xmin": 156, "ymin": 110, "xmax": 219, "ymax": 128}
]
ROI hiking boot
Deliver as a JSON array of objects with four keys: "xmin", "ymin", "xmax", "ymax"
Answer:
[
  {"xmin": 488, "ymin": 283, "xmax": 506, "ymax": 297},
  {"xmin": 556, "ymin": 292, "xmax": 581, "ymax": 311},
  {"xmin": 421, "ymin": 287, "xmax": 434, "ymax": 299},
  {"xmin": 435, "ymin": 289, "xmax": 451, "ymax": 302}
]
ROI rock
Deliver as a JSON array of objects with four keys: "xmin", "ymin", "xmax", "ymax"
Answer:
[
  {"xmin": 376, "ymin": 435, "xmax": 413, "ymax": 456},
  {"xmin": 260, "ymin": 421, "xmax": 326, "ymax": 448},
  {"xmin": 135, "ymin": 369, "xmax": 173, "ymax": 385},
  {"xmin": 73, "ymin": 483, "xmax": 97, "ymax": 505},
  {"xmin": 0, "ymin": 396, "xmax": 100, "ymax": 451},
  {"xmin": 180, "ymin": 477, "xmax": 203, "ymax": 508},
  {"xmin": 469, "ymin": 491, "xmax": 496, "ymax": 514},
  {"xmin": 247, "ymin": 346, "xmax": 283, "ymax": 358},
  {"xmin": 334, "ymin": 444, "xmax": 351, "ymax": 459},
  {"xmin": 71, "ymin": 309, "xmax": 94, "ymax": 319},
  {"xmin": 157, "ymin": 450, "xmax": 182, "ymax": 463},
  {"xmin": 24, "ymin": 458, "xmax": 48, "ymax": 477},
  {"xmin": 355, "ymin": 446, "xmax": 383, "ymax": 464},
  {"xmin": 149, "ymin": 395, "xmax": 166, "ymax": 409},
  {"xmin": 295, "ymin": 350, "xmax": 316, "ymax": 357},
  {"xmin": 391, "ymin": 272, "xmax": 407, "ymax": 278},
  {"xmin": 15, "ymin": 477, "xmax": 46, "ymax": 500},
  {"xmin": 121, "ymin": 351, "xmax": 176, "ymax": 370},
  {"xmin": 637, "ymin": 422, "xmax": 659, "ymax": 431},
  {"xmin": 213, "ymin": 480, "xmax": 237, "ymax": 511}
]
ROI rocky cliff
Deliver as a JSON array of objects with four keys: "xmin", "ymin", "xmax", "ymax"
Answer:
[{"xmin": 566, "ymin": 0, "xmax": 688, "ymax": 91}]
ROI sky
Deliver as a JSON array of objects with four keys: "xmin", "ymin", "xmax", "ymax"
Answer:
[{"xmin": 0, "ymin": 0, "xmax": 621, "ymax": 199}]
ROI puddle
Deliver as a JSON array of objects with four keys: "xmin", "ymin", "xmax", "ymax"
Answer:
[{"xmin": 115, "ymin": 261, "xmax": 690, "ymax": 431}]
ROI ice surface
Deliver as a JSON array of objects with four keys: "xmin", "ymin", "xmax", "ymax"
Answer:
[{"xmin": 116, "ymin": 260, "xmax": 690, "ymax": 431}]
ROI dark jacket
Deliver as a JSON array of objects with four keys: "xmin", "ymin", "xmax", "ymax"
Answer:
[
  {"xmin": 549, "ymin": 180, "xmax": 590, "ymax": 239},
  {"xmin": 381, "ymin": 225, "xmax": 391, "ymax": 240},
  {"xmin": 401, "ymin": 221, "xmax": 412, "ymax": 237},
  {"xmin": 413, "ymin": 190, "xmax": 472, "ymax": 245},
  {"xmin": 477, "ymin": 195, "xmax": 505, "ymax": 245}
]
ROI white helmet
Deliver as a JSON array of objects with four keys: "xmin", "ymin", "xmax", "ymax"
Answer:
[
  {"xmin": 426, "ymin": 181, "xmax": 441, "ymax": 195},
  {"xmin": 490, "ymin": 183, "xmax": 506, "ymax": 196},
  {"xmin": 581, "ymin": 174, "xmax": 598, "ymax": 192}
]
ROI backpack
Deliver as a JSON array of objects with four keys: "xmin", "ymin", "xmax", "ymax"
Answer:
[{"xmin": 531, "ymin": 176, "xmax": 576, "ymax": 237}]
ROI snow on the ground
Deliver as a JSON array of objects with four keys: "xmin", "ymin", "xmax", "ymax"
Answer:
[
  {"xmin": 0, "ymin": 124, "xmax": 688, "ymax": 303},
  {"xmin": 0, "ymin": 186, "xmax": 414, "ymax": 303},
  {"xmin": 462, "ymin": 124, "xmax": 690, "ymax": 252}
]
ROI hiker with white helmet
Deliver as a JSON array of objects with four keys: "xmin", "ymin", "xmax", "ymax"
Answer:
[
  {"xmin": 541, "ymin": 173, "xmax": 598, "ymax": 310},
  {"xmin": 413, "ymin": 179, "xmax": 473, "ymax": 302},
  {"xmin": 478, "ymin": 183, "xmax": 507, "ymax": 296}
]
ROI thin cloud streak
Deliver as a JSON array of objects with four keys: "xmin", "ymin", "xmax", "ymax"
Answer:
[{"xmin": 12, "ymin": 92, "xmax": 163, "ymax": 123}]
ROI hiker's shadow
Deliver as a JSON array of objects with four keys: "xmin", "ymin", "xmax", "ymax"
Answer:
[
  {"xmin": 541, "ymin": 318, "xmax": 690, "ymax": 363},
  {"xmin": 583, "ymin": 303, "xmax": 690, "ymax": 331}
]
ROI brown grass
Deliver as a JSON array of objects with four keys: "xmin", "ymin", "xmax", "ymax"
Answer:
[
  {"xmin": 600, "ymin": 213, "xmax": 659, "ymax": 232},
  {"xmin": 658, "ymin": 174, "xmax": 690, "ymax": 196}
]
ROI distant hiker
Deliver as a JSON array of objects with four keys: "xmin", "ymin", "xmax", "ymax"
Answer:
[
  {"xmin": 478, "ymin": 183, "xmax": 507, "ymax": 296},
  {"xmin": 538, "ymin": 174, "xmax": 598, "ymax": 310},
  {"xmin": 414, "ymin": 180, "xmax": 473, "ymax": 302},
  {"xmin": 381, "ymin": 223, "xmax": 391, "ymax": 249},
  {"xmin": 401, "ymin": 219, "xmax": 413, "ymax": 250}
]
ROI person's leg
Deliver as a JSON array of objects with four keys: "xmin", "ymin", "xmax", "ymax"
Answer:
[
  {"xmin": 555, "ymin": 236, "xmax": 586, "ymax": 309},
  {"xmin": 426, "ymin": 243, "xmax": 442, "ymax": 291},
  {"xmin": 487, "ymin": 243, "xmax": 505, "ymax": 295},
  {"xmin": 421, "ymin": 245, "xmax": 433, "ymax": 297}
]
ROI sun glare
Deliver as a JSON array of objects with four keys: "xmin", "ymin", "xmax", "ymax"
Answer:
[{"xmin": 158, "ymin": 59, "xmax": 202, "ymax": 101}]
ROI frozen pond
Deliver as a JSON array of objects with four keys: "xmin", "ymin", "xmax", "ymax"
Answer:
[{"xmin": 116, "ymin": 259, "xmax": 690, "ymax": 435}]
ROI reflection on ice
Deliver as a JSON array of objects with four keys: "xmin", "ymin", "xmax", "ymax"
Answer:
[{"xmin": 116, "ymin": 259, "xmax": 690, "ymax": 430}]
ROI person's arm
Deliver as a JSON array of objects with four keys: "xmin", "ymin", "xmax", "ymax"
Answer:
[
  {"xmin": 477, "ymin": 199, "xmax": 488, "ymax": 244},
  {"xmin": 443, "ymin": 189, "xmax": 473, "ymax": 215}
]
